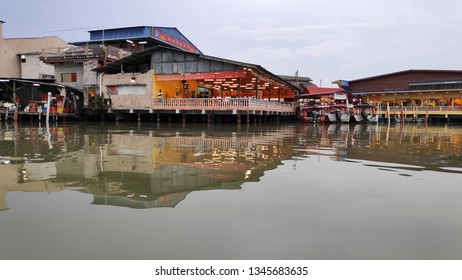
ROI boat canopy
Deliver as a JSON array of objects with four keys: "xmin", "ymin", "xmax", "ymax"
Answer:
[{"xmin": 298, "ymin": 86, "xmax": 349, "ymax": 98}]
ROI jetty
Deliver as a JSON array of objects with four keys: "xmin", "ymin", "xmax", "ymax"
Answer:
[{"xmin": 109, "ymin": 97, "xmax": 296, "ymax": 123}]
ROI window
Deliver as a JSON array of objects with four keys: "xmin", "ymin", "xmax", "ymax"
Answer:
[
  {"xmin": 409, "ymin": 81, "xmax": 462, "ymax": 91},
  {"xmin": 115, "ymin": 85, "xmax": 146, "ymax": 95},
  {"xmin": 40, "ymin": 74, "xmax": 55, "ymax": 79},
  {"xmin": 61, "ymin": 73, "xmax": 77, "ymax": 83}
]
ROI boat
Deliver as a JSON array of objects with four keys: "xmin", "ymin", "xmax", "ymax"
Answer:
[
  {"xmin": 352, "ymin": 104, "xmax": 377, "ymax": 122},
  {"xmin": 324, "ymin": 108, "xmax": 337, "ymax": 122},
  {"xmin": 325, "ymin": 104, "xmax": 350, "ymax": 122},
  {"xmin": 297, "ymin": 86, "xmax": 353, "ymax": 123},
  {"xmin": 325, "ymin": 92, "xmax": 352, "ymax": 123},
  {"xmin": 299, "ymin": 104, "xmax": 327, "ymax": 123}
]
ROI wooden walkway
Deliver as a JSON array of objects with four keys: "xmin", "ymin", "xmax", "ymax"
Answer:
[
  {"xmin": 1, "ymin": 109, "xmax": 80, "ymax": 122},
  {"xmin": 112, "ymin": 98, "xmax": 297, "ymax": 115},
  {"xmin": 378, "ymin": 106, "xmax": 462, "ymax": 121},
  {"xmin": 385, "ymin": 106, "xmax": 462, "ymax": 115}
]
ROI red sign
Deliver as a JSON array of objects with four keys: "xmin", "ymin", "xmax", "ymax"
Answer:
[
  {"xmin": 153, "ymin": 27, "xmax": 197, "ymax": 53},
  {"xmin": 156, "ymin": 71, "xmax": 248, "ymax": 81}
]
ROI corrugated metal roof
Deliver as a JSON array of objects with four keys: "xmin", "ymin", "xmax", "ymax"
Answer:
[{"xmin": 94, "ymin": 46, "xmax": 298, "ymax": 91}]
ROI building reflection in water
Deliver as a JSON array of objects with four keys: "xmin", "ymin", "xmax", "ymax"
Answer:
[
  {"xmin": 83, "ymin": 125, "xmax": 298, "ymax": 208},
  {"xmin": 0, "ymin": 123, "xmax": 297, "ymax": 210},
  {"xmin": 296, "ymin": 123, "xmax": 462, "ymax": 175},
  {"xmin": 0, "ymin": 123, "xmax": 85, "ymax": 211},
  {"xmin": 1, "ymin": 122, "xmax": 461, "ymax": 211}
]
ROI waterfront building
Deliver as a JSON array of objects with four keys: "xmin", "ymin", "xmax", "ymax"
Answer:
[
  {"xmin": 95, "ymin": 45, "xmax": 298, "ymax": 122},
  {"xmin": 0, "ymin": 78, "xmax": 84, "ymax": 121},
  {"xmin": 0, "ymin": 20, "xmax": 70, "ymax": 79},
  {"xmin": 336, "ymin": 69, "xmax": 462, "ymax": 121},
  {"xmin": 0, "ymin": 20, "xmax": 85, "ymax": 120},
  {"xmin": 41, "ymin": 45, "xmax": 129, "ymax": 108},
  {"xmin": 1, "ymin": 23, "xmax": 301, "ymax": 122},
  {"xmin": 41, "ymin": 25, "xmax": 202, "ymax": 108}
]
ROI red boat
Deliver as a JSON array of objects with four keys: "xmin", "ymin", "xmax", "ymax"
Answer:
[{"xmin": 299, "ymin": 104, "xmax": 327, "ymax": 123}]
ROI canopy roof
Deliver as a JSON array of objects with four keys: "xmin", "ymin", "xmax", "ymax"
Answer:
[
  {"xmin": 298, "ymin": 86, "xmax": 348, "ymax": 98},
  {"xmin": 95, "ymin": 46, "xmax": 299, "ymax": 92},
  {"xmin": 0, "ymin": 78, "xmax": 82, "ymax": 93}
]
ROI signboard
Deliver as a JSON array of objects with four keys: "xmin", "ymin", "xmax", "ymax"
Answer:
[
  {"xmin": 153, "ymin": 27, "xmax": 197, "ymax": 53},
  {"xmin": 340, "ymin": 80, "xmax": 349, "ymax": 90},
  {"xmin": 334, "ymin": 93, "xmax": 347, "ymax": 100}
]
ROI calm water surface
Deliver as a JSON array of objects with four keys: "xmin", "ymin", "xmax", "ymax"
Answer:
[{"xmin": 0, "ymin": 122, "xmax": 461, "ymax": 259}]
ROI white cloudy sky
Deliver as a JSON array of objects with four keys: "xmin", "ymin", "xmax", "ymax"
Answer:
[{"xmin": 2, "ymin": 0, "xmax": 461, "ymax": 86}]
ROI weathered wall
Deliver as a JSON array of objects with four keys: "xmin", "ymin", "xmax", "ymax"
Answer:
[
  {"xmin": 83, "ymin": 60, "xmax": 99, "ymax": 86},
  {"xmin": 0, "ymin": 35, "xmax": 69, "ymax": 78},
  {"xmin": 54, "ymin": 62, "xmax": 84, "ymax": 89},
  {"xmin": 21, "ymin": 53, "xmax": 55, "ymax": 79},
  {"xmin": 102, "ymin": 70, "xmax": 154, "ymax": 110}
]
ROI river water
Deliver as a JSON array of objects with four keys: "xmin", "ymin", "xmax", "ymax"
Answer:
[{"xmin": 0, "ymin": 121, "xmax": 461, "ymax": 260}]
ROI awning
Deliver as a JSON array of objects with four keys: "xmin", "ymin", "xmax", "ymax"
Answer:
[{"xmin": 298, "ymin": 86, "xmax": 348, "ymax": 98}]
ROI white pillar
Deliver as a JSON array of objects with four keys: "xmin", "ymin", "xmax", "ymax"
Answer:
[{"xmin": 46, "ymin": 92, "xmax": 51, "ymax": 123}]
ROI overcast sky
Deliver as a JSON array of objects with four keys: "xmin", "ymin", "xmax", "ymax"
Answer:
[{"xmin": 2, "ymin": 0, "xmax": 461, "ymax": 86}]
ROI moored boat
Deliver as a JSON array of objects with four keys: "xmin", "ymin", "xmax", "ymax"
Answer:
[
  {"xmin": 327, "ymin": 92, "xmax": 352, "ymax": 123},
  {"xmin": 299, "ymin": 104, "xmax": 327, "ymax": 123},
  {"xmin": 297, "ymin": 86, "xmax": 353, "ymax": 123},
  {"xmin": 352, "ymin": 104, "xmax": 377, "ymax": 122}
]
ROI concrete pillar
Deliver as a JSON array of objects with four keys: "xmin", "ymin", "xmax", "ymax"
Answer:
[{"xmin": 0, "ymin": 20, "xmax": 4, "ymax": 39}]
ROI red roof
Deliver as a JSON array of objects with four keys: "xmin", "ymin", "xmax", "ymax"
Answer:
[
  {"xmin": 348, "ymin": 69, "xmax": 462, "ymax": 83},
  {"xmin": 299, "ymin": 86, "xmax": 347, "ymax": 97}
]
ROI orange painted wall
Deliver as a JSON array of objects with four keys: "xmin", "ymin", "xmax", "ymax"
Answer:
[
  {"xmin": 153, "ymin": 79, "xmax": 200, "ymax": 98},
  {"xmin": 153, "ymin": 74, "xmax": 296, "ymax": 99}
]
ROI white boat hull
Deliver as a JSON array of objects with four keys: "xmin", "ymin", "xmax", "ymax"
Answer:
[
  {"xmin": 326, "ymin": 113, "xmax": 337, "ymax": 122},
  {"xmin": 340, "ymin": 113, "xmax": 350, "ymax": 123}
]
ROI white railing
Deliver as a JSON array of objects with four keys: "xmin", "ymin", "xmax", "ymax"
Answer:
[
  {"xmin": 386, "ymin": 106, "xmax": 462, "ymax": 112},
  {"xmin": 248, "ymin": 98, "xmax": 295, "ymax": 112},
  {"xmin": 151, "ymin": 98, "xmax": 296, "ymax": 113}
]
